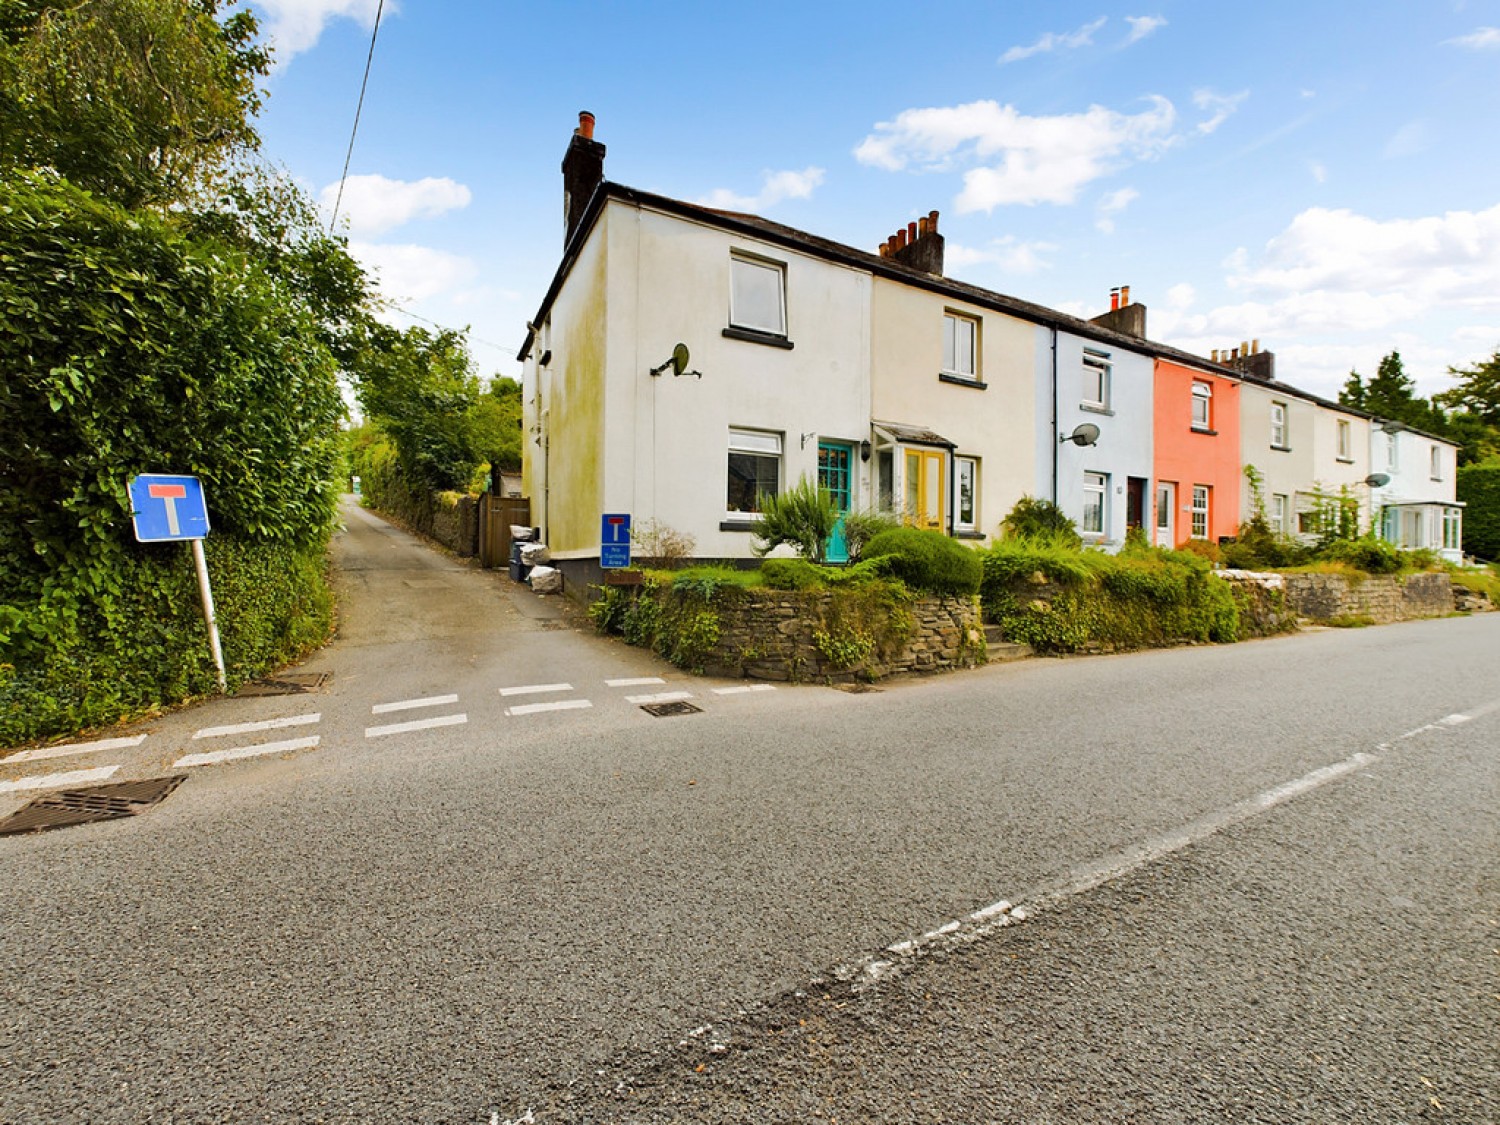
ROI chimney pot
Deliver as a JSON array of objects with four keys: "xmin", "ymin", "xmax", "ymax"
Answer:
[
  {"xmin": 918, "ymin": 216, "xmax": 929, "ymax": 238},
  {"xmin": 1241, "ymin": 340, "xmax": 1250, "ymax": 357},
  {"xmin": 1121, "ymin": 285, "xmax": 1131, "ymax": 306},
  {"xmin": 896, "ymin": 229, "xmax": 907, "ymax": 249},
  {"xmin": 1211, "ymin": 349, "xmax": 1220, "ymax": 363},
  {"xmin": 928, "ymin": 210, "xmax": 939, "ymax": 233},
  {"xmin": 907, "ymin": 221, "xmax": 918, "ymax": 242},
  {"xmin": 578, "ymin": 111, "xmax": 596, "ymax": 140},
  {"xmin": 1252, "ymin": 338, "xmax": 1260, "ymax": 354}
]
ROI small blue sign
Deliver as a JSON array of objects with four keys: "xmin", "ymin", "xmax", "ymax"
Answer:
[
  {"xmin": 600, "ymin": 512, "xmax": 632, "ymax": 569},
  {"xmin": 129, "ymin": 474, "xmax": 210, "ymax": 542}
]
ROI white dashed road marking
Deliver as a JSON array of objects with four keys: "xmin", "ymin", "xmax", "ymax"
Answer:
[
  {"xmin": 364, "ymin": 713, "xmax": 469, "ymax": 739},
  {"xmin": 193, "ymin": 713, "xmax": 321, "ymax": 740},
  {"xmin": 505, "ymin": 699, "xmax": 593, "ymax": 717},
  {"xmin": 2, "ymin": 734, "xmax": 146, "ymax": 764},
  {"xmin": 499, "ymin": 683, "xmax": 573, "ymax": 697},
  {"xmin": 605, "ymin": 677, "xmax": 666, "ymax": 688},
  {"xmin": 372, "ymin": 694, "xmax": 460, "ymax": 714},
  {"xmin": 0, "ymin": 765, "xmax": 121, "ymax": 794},
  {"xmin": 711, "ymin": 685, "xmax": 776, "ymax": 695},
  {"xmin": 625, "ymin": 691, "xmax": 693, "ymax": 705},
  {"xmin": 175, "ymin": 736, "xmax": 322, "ymax": 768}
]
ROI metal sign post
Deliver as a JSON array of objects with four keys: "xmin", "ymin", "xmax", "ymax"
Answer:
[{"xmin": 128, "ymin": 474, "xmax": 226, "ymax": 693}]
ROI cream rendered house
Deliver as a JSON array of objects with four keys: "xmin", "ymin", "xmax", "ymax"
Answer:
[{"xmin": 1368, "ymin": 422, "xmax": 1463, "ymax": 561}]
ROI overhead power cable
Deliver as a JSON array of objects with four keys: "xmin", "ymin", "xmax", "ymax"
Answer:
[{"xmin": 328, "ymin": 0, "xmax": 386, "ymax": 232}]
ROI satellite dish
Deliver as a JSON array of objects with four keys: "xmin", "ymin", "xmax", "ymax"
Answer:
[
  {"xmin": 1363, "ymin": 473, "xmax": 1390, "ymax": 488},
  {"xmin": 671, "ymin": 342, "xmax": 690, "ymax": 377},
  {"xmin": 1063, "ymin": 422, "xmax": 1100, "ymax": 447}
]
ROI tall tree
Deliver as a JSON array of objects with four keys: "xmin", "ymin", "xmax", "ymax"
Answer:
[
  {"xmin": 0, "ymin": 0, "xmax": 268, "ymax": 208},
  {"xmin": 1339, "ymin": 370, "xmax": 1367, "ymax": 411},
  {"xmin": 1438, "ymin": 348, "xmax": 1500, "ymax": 426}
]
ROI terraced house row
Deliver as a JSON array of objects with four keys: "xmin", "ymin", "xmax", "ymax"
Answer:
[{"xmin": 519, "ymin": 114, "xmax": 1463, "ymax": 588}]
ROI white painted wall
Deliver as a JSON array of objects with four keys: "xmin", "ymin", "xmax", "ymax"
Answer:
[{"xmin": 1369, "ymin": 424, "xmax": 1462, "ymax": 559}]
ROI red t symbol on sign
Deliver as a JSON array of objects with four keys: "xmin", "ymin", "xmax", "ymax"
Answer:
[{"xmin": 147, "ymin": 482, "xmax": 188, "ymax": 536}]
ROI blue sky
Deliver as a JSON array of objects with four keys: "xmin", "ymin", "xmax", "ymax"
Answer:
[{"xmin": 247, "ymin": 1, "xmax": 1500, "ymax": 400}]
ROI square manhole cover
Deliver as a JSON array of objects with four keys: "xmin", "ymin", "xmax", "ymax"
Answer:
[
  {"xmin": 236, "ymin": 671, "xmax": 330, "ymax": 697},
  {"xmin": 0, "ymin": 775, "xmax": 187, "ymax": 836},
  {"xmin": 641, "ymin": 700, "xmax": 702, "ymax": 717}
]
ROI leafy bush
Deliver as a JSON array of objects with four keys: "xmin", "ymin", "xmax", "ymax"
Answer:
[
  {"xmin": 753, "ymin": 476, "xmax": 840, "ymax": 563},
  {"xmin": 862, "ymin": 528, "xmax": 983, "ymax": 596},
  {"xmin": 761, "ymin": 558, "xmax": 828, "ymax": 591},
  {"xmin": 1220, "ymin": 515, "xmax": 1307, "ymax": 570},
  {"xmin": 1457, "ymin": 460, "xmax": 1500, "ymax": 560},
  {"xmin": 1317, "ymin": 537, "xmax": 1402, "ymax": 574},
  {"xmin": 1000, "ymin": 496, "xmax": 1082, "ymax": 547},
  {"xmin": 840, "ymin": 509, "xmax": 901, "ymax": 562}
]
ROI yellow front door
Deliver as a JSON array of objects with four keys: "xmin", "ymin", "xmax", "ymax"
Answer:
[{"xmin": 904, "ymin": 450, "xmax": 945, "ymax": 532}]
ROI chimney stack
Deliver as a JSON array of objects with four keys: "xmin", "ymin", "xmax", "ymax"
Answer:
[
  {"xmin": 562, "ymin": 110, "xmax": 606, "ymax": 248},
  {"xmin": 1089, "ymin": 284, "xmax": 1147, "ymax": 339},
  {"xmin": 1220, "ymin": 340, "xmax": 1276, "ymax": 380},
  {"xmin": 885, "ymin": 209, "xmax": 944, "ymax": 275}
]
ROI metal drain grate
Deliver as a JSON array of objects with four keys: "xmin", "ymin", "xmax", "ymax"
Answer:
[
  {"xmin": 0, "ymin": 775, "xmax": 186, "ymax": 836},
  {"xmin": 236, "ymin": 671, "xmax": 330, "ymax": 697},
  {"xmin": 641, "ymin": 700, "xmax": 702, "ymax": 717}
]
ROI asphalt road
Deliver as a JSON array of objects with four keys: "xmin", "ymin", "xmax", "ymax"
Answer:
[{"xmin": 1, "ymin": 501, "xmax": 1495, "ymax": 1123}]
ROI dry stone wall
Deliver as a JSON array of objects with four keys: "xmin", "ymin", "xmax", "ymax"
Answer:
[
  {"xmin": 700, "ymin": 590, "xmax": 984, "ymax": 683},
  {"xmin": 1279, "ymin": 571, "xmax": 1453, "ymax": 623}
]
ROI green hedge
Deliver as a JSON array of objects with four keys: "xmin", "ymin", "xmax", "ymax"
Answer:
[
  {"xmin": 1457, "ymin": 461, "xmax": 1500, "ymax": 561},
  {"xmin": 861, "ymin": 527, "xmax": 983, "ymax": 596},
  {"xmin": 982, "ymin": 540, "xmax": 1239, "ymax": 653}
]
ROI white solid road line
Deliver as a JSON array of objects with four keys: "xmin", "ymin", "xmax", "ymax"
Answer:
[
  {"xmin": 624, "ymin": 691, "xmax": 693, "ymax": 705},
  {"xmin": 711, "ymin": 685, "xmax": 776, "ymax": 695},
  {"xmin": 498, "ymin": 683, "xmax": 574, "ymax": 697},
  {"xmin": 174, "ymin": 736, "xmax": 321, "ymax": 768},
  {"xmin": 364, "ymin": 713, "xmax": 469, "ymax": 739},
  {"xmin": 2, "ymin": 734, "xmax": 146, "ymax": 765},
  {"xmin": 372, "ymin": 693, "xmax": 460, "ymax": 714},
  {"xmin": 505, "ymin": 699, "xmax": 593, "ymax": 717},
  {"xmin": 192, "ymin": 713, "xmax": 321, "ymax": 740},
  {"xmin": 605, "ymin": 677, "xmax": 666, "ymax": 687},
  {"xmin": 0, "ymin": 765, "xmax": 121, "ymax": 794}
]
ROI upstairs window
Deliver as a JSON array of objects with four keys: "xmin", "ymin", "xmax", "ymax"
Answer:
[
  {"xmin": 942, "ymin": 313, "xmax": 979, "ymax": 381},
  {"xmin": 1082, "ymin": 352, "xmax": 1111, "ymax": 409},
  {"xmin": 1387, "ymin": 432, "xmax": 1399, "ymax": 471},
  {"xmin": 1430, "ymin": 445, "xmax": 1443, "ymax": 481},
  {"xmin": 1270, "ymin": 401, "xmax": 1288, "ymax": 448},
  {"xmin": 729, "ymin": 254, "xmax": 786, "ymax": 337},
  {"xmin": 1191, "ymin": 381, "xmax": 1212, "ymax": 430},
  {"xmin": 1337, "ymin": 419, "xmax": 1352, "ymax": 460}
]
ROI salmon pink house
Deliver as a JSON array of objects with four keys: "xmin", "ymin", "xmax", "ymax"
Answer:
[{"xmin": 1153, "ymin": 357, "xmax": 1241, "ymax": 546}]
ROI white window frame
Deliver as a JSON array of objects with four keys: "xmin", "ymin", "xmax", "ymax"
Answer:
[
  {"xmin": 1387, "ymin": 432, "xmax": 1399, "ymax": 471},
  {"xmin": 1082, "ymin": 471, "xmax": 1107, "ymax": 537},
  {"xmin": 728, "ymin": 253, "xmax": 787, "ymax": 337},
  {"xmin": 726, "ymin": 428, "xmax": 782, "ymax": 517},
  {"xmin": 942, "ymin": 313, "xmax": 979, "ymax": 381},
  {"xmin": 1190, "ymin": 485, "xmax": 1210, "ymax": 540},
  {"xmin": 1443, "ymin": 508, "xmax": 1461, "ymax": 550},
  {"xmin": 1271, "ymin": 493, "xmax": 1289, "ymax": 535},
  {"xmin": 1082, "ymin": 351, "xmax": 1111, "ymax": 409},
  {"xmin": 1337, "ymin": 419, "xmax": 1352, "ymax": 460},
  {"xmin": 954, "ymin": 456, "xmax": 979, "ymax": 533},
  {"xmin": 1430, "ymin": 445, "xmax": 1443, "ymax": 481},
  {"xmin": 1191, "ymin": 381, "xmax": 1212, "ymax": 430},
  {"xmin": 1270, "ymin": 401, "xmax": 1288, "ymax": 448}
]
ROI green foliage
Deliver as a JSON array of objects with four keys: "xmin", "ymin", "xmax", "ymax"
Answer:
[
  {"xmin": 666, "ymin": 565, "xmax": 761, "ymax": 600},
  {"xmin": 839, "ymin": 508, "xmax": 900, "ymax": 563},
  {"xmin": 469, "ymin": 376, "xmax": 523, "ymax": 474},
  {"xmin": 1299, "ymin": 484, "xmax": 1361, "ymax": 547},
  {"xmin": 982, "ymin": 541, "xmax": 1239, "ymax": 653},
  {"xmin": 760, "ymin": 558, "xmax": 827, "ymax": 591},
  {"xmin": 1439, "ymin": 348, "xmax": 1500, "ymax": 427},
  {"xmin": 0, "ymin": 0, "xmax": 269, "ymax": 209},
  {"xmin": 1220, "ymin": 514, "xmax": 1307, "ymax": 570},
  {"xmin": 861, "ymin": 528, "xmax": 983, "ymax": 596},
  {"xmin": 1000, "ymin": 495, "xmax": 1082, "ymax": 547},
  {"xmin": 1457, "ymin": 460, "xmax": 1500, "ymax": 560},
  {"xmin": 1317, "ymin": 536, "xmax": 1403, "ymax": 574},
  {"xmin": 752, "ymin": 476, "xmax": 840, "ymax": 563}
]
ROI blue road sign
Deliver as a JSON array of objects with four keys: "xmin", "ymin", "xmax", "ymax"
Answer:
[
  {"xmin": 129, "ymin": 474, "xmax": 210, "ymax": 542},
  {"xmin": 600, "ymin": 512, "xmax": 632, "ymax": 569}
]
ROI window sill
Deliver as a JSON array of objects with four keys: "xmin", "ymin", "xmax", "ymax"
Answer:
[
  {"xmin": 1270, "ymin": 444, "xmax": 1292, "ymax": 452},
  {"xmin": 719, "ymin": 519, "xmax": 761, "ymax": 532},
  {"xmin": 953, "ymin": 529, "xmax": 985, "ymax": 540},
  {"xmin": 1080, "ymin": 404, "xmax": 1114, "ymax": 416},
  {"xmin": 1191, "ymin": 426, "xmax": 1218, "ymax": 436},
  {"xmin": 722, "ymin": 326, "xmax": 794, "ymax": 350},
  {"xmin": 938, "ymin": 373, "xmax": 987, "ymax": 390},
  {"xmin": 1336, "ymin": 457, "xmax": 1355, "ymax": 464}
]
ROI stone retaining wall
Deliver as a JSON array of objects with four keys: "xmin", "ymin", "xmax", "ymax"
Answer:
[
  {"xmin": 1279, "ymin": 571, "xmax": 1453, "ymax": 623},
  {"xmin": 699, "ymin": 590, "xmax": 984, "ymax": 683},
  {"xmin": 1215, "ymin": 571, "xmax": 1300, "ymax": 637}
]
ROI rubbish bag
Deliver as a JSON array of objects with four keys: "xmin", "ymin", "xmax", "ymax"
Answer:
[
  {"xmin": 519, "ymin": 542, "xmax": 552, "ymax": 566},
  {"xmin": 528, "ymin": 565, "xmax": 563, "ymax": 594}
]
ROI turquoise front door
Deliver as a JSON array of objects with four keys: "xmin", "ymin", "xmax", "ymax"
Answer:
[{"xmin": 818, "ymin": 441, "xmax": 853, "ymax": 563}]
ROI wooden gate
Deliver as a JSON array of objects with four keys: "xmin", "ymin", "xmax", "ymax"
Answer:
[{"xmin": 478, "ymin": 496, "xmax": 531, "ymax": 569}]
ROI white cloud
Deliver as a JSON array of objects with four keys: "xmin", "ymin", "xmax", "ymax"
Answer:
[
  {"xmin": 855, "ymin": 97, "xmax": 1176, "ymax": 212},
  {"xmin": 1446, "ymin": 26, "xmax": 1500, "ymax": 49},
  {"xmin": 1193, "ymin": 88, "xmax": 1248, "ymax": 135},
  {"xmin": 254, "ymin": 0, "xmax": 387, "ymax": 62},
  {"xmin": 1383, "ymin": 120, "xmax": 1428, "ymax": 159},
  {"xmin": 1123, "ymin": 15, "xmax": 1167, "ymax": 44},
  {"xmin": 320, "ymin": 174, "xmax": 472, "ymax": 236},
  {"xmin": 1095, "ymin": 186, "xmax": 1139, "ymax": 232},
  {"xmin": 697, "ymin": 167, "xmax": 826, "ymax": 211},
  {"xmin": 946, "ymin": 236, "xmax": 1058, "ymax": 275},
  {"xmin": 999, "ymin": 17, "xmax": 1107, "ymax": 64},
  {"xmin": 349, "ymin": 241, "xmax": 479, "ymax": 307}
]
